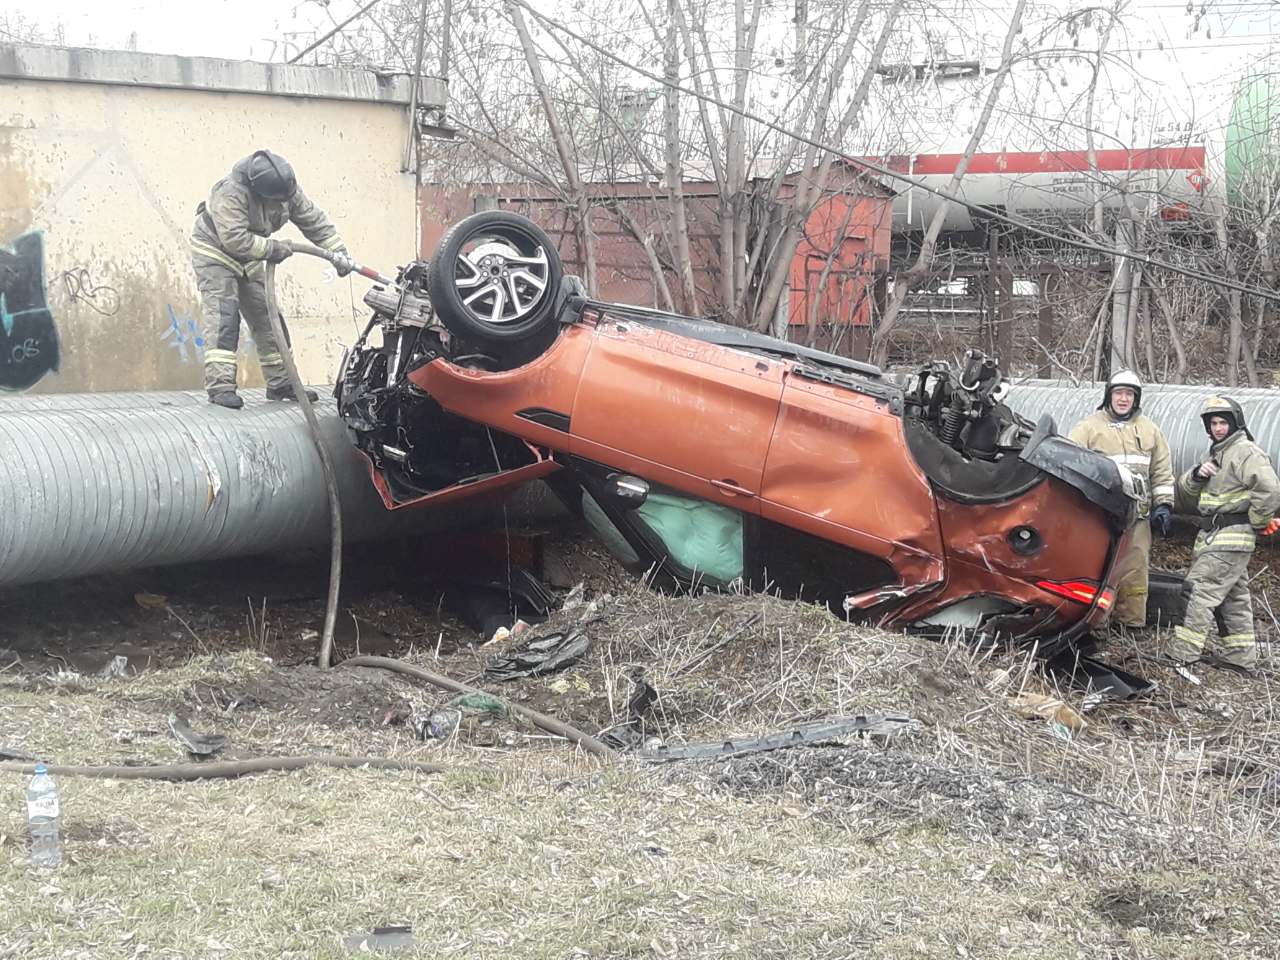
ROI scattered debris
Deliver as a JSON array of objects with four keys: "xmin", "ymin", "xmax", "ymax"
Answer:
[
  {"xmin": 1176, "ymin": 665, "xmax": 1203, "ymax": 686},
  {"xmin": 452, "ymin": 692, "xmax": 508, "ymax": 717},
  {"xmin": 549, "ymin": 674, "xmax": 591, "ymax": 694},
  {"xmin": 638, "ymin": 714, "xmax": 914, "ymax": 762},
  {"xmin": 340, "ymin": 655, "xmax": 618, "ymax": 759},
  {"xmin": 600, "ymin": 670, "xmax": 659, "ymax": 750},
  {"xmin": 380, "ymin": 704, "xmax": 411, "ymax": 727},
  {"xmin": 1009, "ymin": 692, "xmax": 1088, "ymax": 734},
  {"xmin": 98, "ymin": 655, "xmax": 131, "ymax": 679},
  {"xmin": 342, "ymin": 925, "xmax": 414, "ymax": 954},
  {"xmin": 167, "ymin": 714, "xmax": 230, "ymax": 757},
  {"xmin": 134, "ymin": 592, "xmax": 168, "ymax": 610},
  {"xmin": 446, "ymin": 566, "xmax": 556, "ymax": 638},
  {"xmin": 0, "ymin": 746, "xmax": 36, "ymax": 762},
  {"xmin": 412, "ymin": 708, "xmax": 461, "ymax": 741},
  {"xmin": 483, "ymin": 629, "xmax": 591, "ymax": 681}
]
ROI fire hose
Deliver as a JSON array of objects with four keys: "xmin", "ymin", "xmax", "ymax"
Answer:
[{"xmin": 264, "ymin": 243, "xmax": 391, "ymax": 668}]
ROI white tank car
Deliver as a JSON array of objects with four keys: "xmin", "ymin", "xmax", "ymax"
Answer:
[{"xmin": 848, "ymin": 4, "xmax": 1280, "ymax": 233}]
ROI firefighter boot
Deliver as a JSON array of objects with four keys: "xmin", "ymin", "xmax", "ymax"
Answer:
[
  {"xmin": 266, "ymin": 384, "xmax": 320, "ymax": 402},
  {"xmin": 209, "ymin": 390, "xmax": 244, "ymax": 410},
  {"xmin": 1219, "ymin": 636, "xmax": 1258, "ymax": 672}
]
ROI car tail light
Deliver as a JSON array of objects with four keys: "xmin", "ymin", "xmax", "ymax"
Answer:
[{"xmin": 1036, "ymin": 579, "xmax": 1113, "ymax": 610}]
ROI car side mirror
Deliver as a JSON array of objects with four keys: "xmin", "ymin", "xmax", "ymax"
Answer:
[{"xmin": 606, "ymin": 474, "xmax": 649, "ymax": 509}]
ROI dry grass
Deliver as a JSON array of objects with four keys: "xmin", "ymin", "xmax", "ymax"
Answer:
[{"xmin": 4, "ymin": 582, "xmax": 1280, "ymax": 956}]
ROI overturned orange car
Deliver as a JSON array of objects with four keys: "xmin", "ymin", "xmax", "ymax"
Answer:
[{"xmin": 336, "ymin": 212, "xmax": 1137, "ymax": 651}]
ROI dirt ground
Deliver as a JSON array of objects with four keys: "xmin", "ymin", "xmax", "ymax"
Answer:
[{"xmin": 3, "ymin": 521, "xmax": 1280, "ymax": 957}]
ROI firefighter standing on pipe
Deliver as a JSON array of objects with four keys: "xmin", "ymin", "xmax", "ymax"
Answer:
[
  {"xmin": 189, "ymin": 150, "xmax": 353, "ymax": 409},
  {"xmin": 1068, "ymin": 371, "xmax": 1176, "ymax": 628},
  {"xmin": 1169, "ymin": 397, "xmax": 1280, "ymax": 671}
]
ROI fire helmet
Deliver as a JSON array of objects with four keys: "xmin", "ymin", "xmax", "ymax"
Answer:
[
  {"xmin": 245, "ymin": 150, "xmax": 297, "ymax": 201},
  {"xmin": 1099, "ymin": 369, "xmax": 1142, "ymax": 420},
  {"xmin": 1200, "ymin": 395, "xmax": 1252, "ymax": 441}
]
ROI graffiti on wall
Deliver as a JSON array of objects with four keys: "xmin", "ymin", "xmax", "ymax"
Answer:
[
  {"xmin": 0, "ymin": 232, "xmax": 60, "ymax": 391},
  {"xmin": 60, "ymin": 266, "xmax": 120, "ymax": 317},
  {"xmin": 161, "ymin": 304, "xmax": 205, "ymax": 363},
  {"xmin": 160, "ymin": 304, "xmax": 255, "ymax": 365}
]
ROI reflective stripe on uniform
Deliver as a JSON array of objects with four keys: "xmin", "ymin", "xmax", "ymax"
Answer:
[
  {"xmin": 321, "ymin": 235, "xmax": 346, "ymax": 252},
  {"xmin": 190, "ymin": 239, "xmax": 247, "ymax": 276},
  {"xmin": 1109, "ymin": 453, "xmax": 1151, "ymax": 466},
  {"xmin": 258, "ymin": 352, "xmax": 284, "ymax": 366},
  {"xmin": 1250, "ymin": 509, "xmax": 1273, "ymax": 528},
  {"xmin": 1196, "ymin": 531, "xmax": 1257, "ymax": 550},
  {"xmin": 204, "ymin": 348, "xmax": 238, "ymax": 365},
  {"xmin": 1222, "ymin": 633, "xmax": 1256, "ymax": 649},
  {"xmin": 1199, "ymin": 492, "xmax": 1250, "ymax": 509},
  {"xmin": 245, "ymin": 261, "xmax": 264, "ymax": 277},
  {"xmin": 1174, "ymin": 625, "xmax": 1206, "ymax": 649},
  {"xmin": 248, "ymin": 235, "xmax": 272, "ymax": 259},
  {"xmin": 1152, "ymin": 484, "xmax": 1175, "ymax": 497}
]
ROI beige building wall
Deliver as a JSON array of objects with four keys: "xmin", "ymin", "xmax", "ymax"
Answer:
[{"xmin": 0, "ymin": 44, "xmax": 442, "ymax": 393}]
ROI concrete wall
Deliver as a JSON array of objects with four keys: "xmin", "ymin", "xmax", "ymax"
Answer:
[{"xmin": 0, "ymin": 43, "xmax": 444, "ymax": 394}]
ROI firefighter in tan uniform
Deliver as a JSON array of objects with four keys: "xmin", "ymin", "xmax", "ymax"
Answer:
[
  {"xmin": 1068, "ymin": 371, "xmax": 1175, "ymax": 627},
  {"xmin": 1169, "ymin": 397, "xmax": 1280, "ymax": 670},
  {"xmin": 190, "ymin": 150, "xmax": 352, "ymax": 409}
]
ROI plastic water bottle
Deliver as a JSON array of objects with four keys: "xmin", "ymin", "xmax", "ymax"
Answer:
[{"xmin": 27, "ymin": 764, "xmax": 62, "ymax": 868}]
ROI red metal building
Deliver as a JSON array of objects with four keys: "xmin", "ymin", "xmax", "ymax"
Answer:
[{"xmin": 420, "ymin": 166, "xmax": 893, "ymax": 343}]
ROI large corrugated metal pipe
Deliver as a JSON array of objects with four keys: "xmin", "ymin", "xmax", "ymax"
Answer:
[
  {"xmin": 0, "ymin": 390, "xmax": 558, "ymax": 587},
  {"xmin": 1007, "ymin": 380, "xmax": 1280, "ymax": 505}
]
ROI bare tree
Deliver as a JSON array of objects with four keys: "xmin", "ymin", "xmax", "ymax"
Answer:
[
  {"xmin": 505, "ymin": 0, "xmax": 599, "ymax": 294},
  {"xmin": 872, "ymin": 0, "xmax": 1027, "ymax": 367}
]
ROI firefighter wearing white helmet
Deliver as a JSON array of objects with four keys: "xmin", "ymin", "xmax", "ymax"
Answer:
[
  {"xmin": 1169, "ymin": 396, "xmax": 1280, "ymax": 670},
  {"xmin": 1068, "ymin": 370, "xmax": 1175, "ymax": 627}
]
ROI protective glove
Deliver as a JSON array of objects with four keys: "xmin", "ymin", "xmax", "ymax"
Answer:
[
  {"xmin": 265, "ymin": 239, "xmax": 294, "ymax": 263},
  {"xmin": 1150, "ymin": 503, "xmax": 1173, "ymax": 538},
  {"xmin": 1261, "ymin": 517, "xmax": 1280, "ymax": 537},
  {"xmin": 332, "ymin": 244, "xmax": 354, "ymax": 278}
]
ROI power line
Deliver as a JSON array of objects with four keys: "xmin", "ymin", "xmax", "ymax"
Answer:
[
  {"xmin": 509, "ymin": 0, "xmax": 1280, "ymax": 302},
  {"xmin": 287, "ymin": 0, "xmax": 385, "ymax": 64}
]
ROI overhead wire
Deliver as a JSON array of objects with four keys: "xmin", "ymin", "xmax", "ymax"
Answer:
[
  {"xmin": 507, "ymin": 0, "xmax": 1280, "ymax": 302},
  {"xmin": 287, "ymin": 0, "xmax": 385, "ymax": 64}
]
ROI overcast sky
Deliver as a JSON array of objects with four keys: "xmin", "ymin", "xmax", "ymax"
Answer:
[
  {"xmin": 3, "ymin": 0, "xmax": 338, "ymax": 61},
  {"xmin": 10, "ymin": 0, "xmax": 1280, "ymax": 63}
]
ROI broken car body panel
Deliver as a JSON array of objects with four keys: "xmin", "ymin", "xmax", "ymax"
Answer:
[{"xmin": 337, "ymin": 212, "xmax": 1135, "ymax": 647}]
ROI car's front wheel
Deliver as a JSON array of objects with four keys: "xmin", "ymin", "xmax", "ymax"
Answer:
[{"xmin": 426, "ymin": 211, "xmax": 564, "ymax": 345}]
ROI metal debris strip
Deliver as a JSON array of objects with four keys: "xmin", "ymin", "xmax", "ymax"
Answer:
[
  {"xmin": 637, "ymin": 713, "xmax": 914, "ymax": 763},
  {"xmin": 167, "ymin": 713, "xmax": 230, "ymax": 757},
  {"xmin": 341, "ymin": 925, "xmax": 414, "ymax": 954}
]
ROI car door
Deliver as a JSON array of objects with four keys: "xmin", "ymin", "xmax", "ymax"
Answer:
[
  {"xmin": 759, "ymin": 373, "xmax": 945, "ymax": 590},
  {"xmin": 570, "ymin": 316, "xmax": 785, "ymax": 512}
]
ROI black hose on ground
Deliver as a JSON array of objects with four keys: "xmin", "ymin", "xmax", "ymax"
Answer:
[
  {"xmin": 264, "ymin": 258, "xmax": 344, "ymax": 670},
  {"xmin": 340, "ymin": 655, "xmax": 620, "ymax": 761},
  {"xmin": 0, "ymin": 756, "xmax": 451, "ymax": 781}
]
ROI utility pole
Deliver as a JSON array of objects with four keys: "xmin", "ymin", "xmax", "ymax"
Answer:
[
  {"xmin": 794, "ymin": 0, "xmax": 807, "ymax": 79},
  {"xmin": 1109, "ymin": 209, "xmax": 1134, "ymax": 375}
]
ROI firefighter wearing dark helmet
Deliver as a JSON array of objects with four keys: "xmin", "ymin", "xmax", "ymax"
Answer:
[
  {"xmin": 1068, "ymin": 371, "xmax": 1175, "ymax": 627},
  {"xmin": 1170, "ymin": 397, "xmax": 1280, "ymax": 670},
  {"xmin": 189, "ymin": 150, "xmax": 352, "ymax": 409}
]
